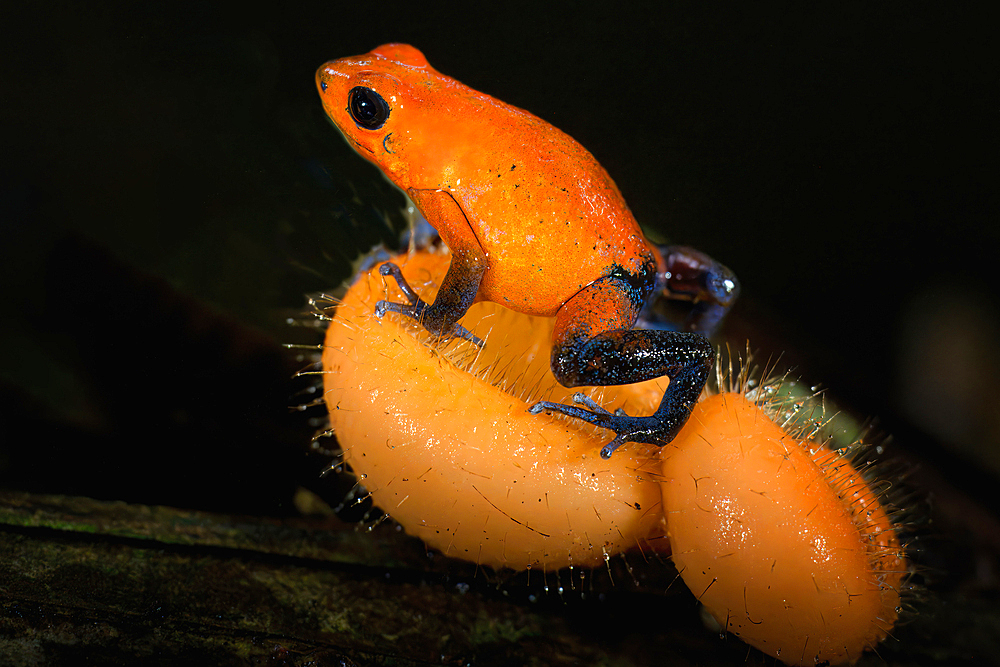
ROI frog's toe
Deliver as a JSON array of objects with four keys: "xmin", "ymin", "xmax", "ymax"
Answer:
[
  {"xmin": 378, "ymin": 262, "xmax": 422, "ymax": 306},
  {"xmin": 570, "ymin": 392, "xmax": 613, "ymax": 415},
  {"xmin": 451, "ymin": 322, "xmax": 484, "ymax": 347},
  {"xmin": 599, "ymin": 434, "xmax": 630, "ymax": 459},
  {"xmin": 374, "ymin": 298, "xmax": 426, "ymax": 321},
  {"xmin": 528, "ymin": 399, "xmax": 610, "ymax": 426}
]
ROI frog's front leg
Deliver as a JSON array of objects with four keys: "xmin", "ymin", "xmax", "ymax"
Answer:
[
  {"xmin": 375, "ymin": 247, "xmax": 485, "ymax": 345},
  {"xmin": 374, "ymin": 188, "xmax": 487, "ymax": 345},
  {"xmin": 529, "ymin": 276, "xmax": 714, "ymax": 459}
]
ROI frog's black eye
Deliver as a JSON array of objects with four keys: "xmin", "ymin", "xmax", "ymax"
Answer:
[{"xmin": 348, "ymin": 86, "xmax": 390, "ymax": 130}]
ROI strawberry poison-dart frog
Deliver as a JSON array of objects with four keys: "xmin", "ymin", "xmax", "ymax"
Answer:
[{"xmin": 316, "ymin": 44, "xmax": 739, "ymax": 458}]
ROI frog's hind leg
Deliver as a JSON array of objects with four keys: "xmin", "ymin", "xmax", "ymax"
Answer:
[{"xmin": 528, "ymin": 276, "xmax": 714, "ymax": 458}]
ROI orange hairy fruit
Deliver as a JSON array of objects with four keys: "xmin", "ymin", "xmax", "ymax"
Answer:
[
  {"xmin": 661, "ymin": 392, "xmax": 906, "ymax": 666},
  {"xmin": 321, "ymin": 249, "xmax": 668, "ymax": 571}
]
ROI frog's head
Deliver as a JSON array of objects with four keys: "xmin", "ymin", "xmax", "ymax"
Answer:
[{"xmin": 317, "ymin": 44, "xmax": 455, "ymax": 188}]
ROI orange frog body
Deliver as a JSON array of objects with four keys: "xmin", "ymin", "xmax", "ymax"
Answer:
[{"xmin": 316, "ymin": 44, "xmax": 739, "ymax": 458}]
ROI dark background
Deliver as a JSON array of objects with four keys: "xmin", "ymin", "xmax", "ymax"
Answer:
[{"xmin": 1, "ymin": 2, "xmax": 997, "ymax": 664}]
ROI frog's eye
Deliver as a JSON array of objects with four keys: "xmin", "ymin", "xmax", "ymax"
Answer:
[{"xmin": 348, "ymin": 86, "xmax": 390, "ymax": 130}]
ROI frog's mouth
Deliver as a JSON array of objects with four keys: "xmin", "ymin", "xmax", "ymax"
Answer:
[
  {"xmin": 332, "ymin": 122, "xmax": 376, "ymax": 157},
  {"xmin": 352, "ymin": 139, "xmax": 375, "ymax": 156}
]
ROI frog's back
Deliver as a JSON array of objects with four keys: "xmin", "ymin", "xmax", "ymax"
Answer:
[
  {"xmin": 445, "ymin": 110, "xmax": 651, "ymax": 315},
  {"xmin": 317, "ymin": 44, "xmax": 654, "ymax": 316}
]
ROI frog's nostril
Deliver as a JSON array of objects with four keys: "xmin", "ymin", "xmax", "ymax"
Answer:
[{"xmin": 316, "ymin": 65, "xmax": 341, "ymax": 92}]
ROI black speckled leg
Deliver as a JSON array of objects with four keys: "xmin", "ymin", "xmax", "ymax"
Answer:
[
  {"xmin": 529, "ymin": 331, "xmax": 713, "ymax": 458},
  {"xmin": 528, "ymin": 275, "xmax": 714, "ymax": 458}
]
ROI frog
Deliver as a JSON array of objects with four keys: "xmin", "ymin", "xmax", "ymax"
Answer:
[{"xmin": 316, "ymin": 44, "xmax": 739, "ymax": 458}]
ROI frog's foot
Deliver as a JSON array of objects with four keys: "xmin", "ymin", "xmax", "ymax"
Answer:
[
  {"xmin": 374, "ymin": 262, "xmax": 483, "ymax": 346},
  {"xmin": 529, "ymin": 393, "xmax": 666, "ymax": 459},
  {"xmin": 656, "ymin": 245, "xmax": 741, "ymax": 336}
]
